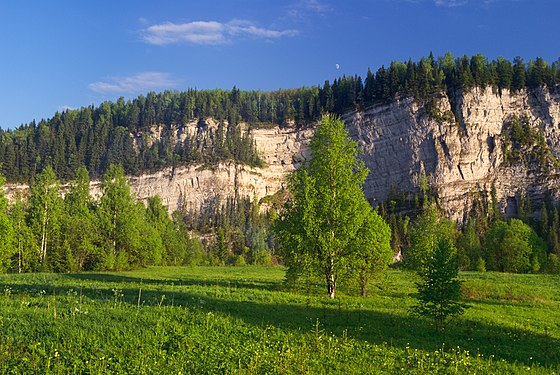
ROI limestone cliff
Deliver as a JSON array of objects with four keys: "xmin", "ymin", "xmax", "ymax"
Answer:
[
  {"xmin": 122, "ymin": 124, "xmax": 313, "ymax": 213},
  {"xmin": 6, "ymin": 87, "xmax": 560, "ymax": 222},
  {"xmin": 345, "ymin": 87, "xmax": 560, "ymax": 220}
]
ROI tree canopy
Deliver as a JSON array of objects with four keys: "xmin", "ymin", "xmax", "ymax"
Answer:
[{"xmin": 274, "ymin": 114, "xmax": 391, "ymax": 298}]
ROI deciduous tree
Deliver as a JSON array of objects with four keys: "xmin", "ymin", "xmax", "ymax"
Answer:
[{"xmin": 275, "ymin": 114, "xmax": 390, "ymax": 298}]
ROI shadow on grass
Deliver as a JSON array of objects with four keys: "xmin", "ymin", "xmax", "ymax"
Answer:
[
  {"xmin": 65, "ymin": 272, "xmax": 282, "ymax": 292},
  {"xmin": 3, "ymin": 278, "xmax": 559, "ymax": 368}
]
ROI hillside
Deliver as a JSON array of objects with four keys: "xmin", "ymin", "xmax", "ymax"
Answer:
[{"xmin": 2, "ymin": 53, "xmax": 560, "ymax": 221}]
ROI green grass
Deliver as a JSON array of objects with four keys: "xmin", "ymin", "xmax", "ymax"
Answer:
[{"xmin": 0, "ymin": 267, "xmax": 559, "ymax": 374}]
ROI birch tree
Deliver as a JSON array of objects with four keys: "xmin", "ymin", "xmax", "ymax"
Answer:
[
  {"xmin": 98, "ymin": 164, "xmax": 142, "ymax": 270},
  {"xmin": 64, "ymin": 166, "xmax": 99, "ymax": 270},
  {"xmin": 0, "ymin": 176, "xmax": 16, "ymax": 272},
  {"xmin": 275, "ymin": 114, "xmax": 389, "ymax": 298},
  {"xmin": 27, "ymin": 166, "xmax": 63, "ymax": 271}
]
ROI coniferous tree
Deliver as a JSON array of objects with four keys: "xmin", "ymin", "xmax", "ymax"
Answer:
[
  {"xmin": 512, "ymin": 57, "xmax": 526, "ymax": 92},
  {"xmin": 412, "ymin": 238, "xmax": 465, "ymax": 331}
]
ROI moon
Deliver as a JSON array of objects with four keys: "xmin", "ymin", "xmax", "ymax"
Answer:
[{"xmin": 335, "ymin": 64, "xmax": 340, "ymax": 70}]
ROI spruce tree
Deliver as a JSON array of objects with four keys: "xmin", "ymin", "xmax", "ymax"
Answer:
[{"xmin": 412, "ymin": 238, "xmax": 465, "ymax": 331}]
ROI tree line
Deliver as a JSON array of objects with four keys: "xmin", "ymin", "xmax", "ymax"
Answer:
[
  {"xmin": 177, "ymin": 194, "xmax": 276, "ymax": 266},
  {"xmin": 380, "ymin": 183, "xmax": 560, "ymax": 275},
  {"xmin": 1, "ymin": 53, "xmax": 559, "ymax": 183},
  {"xmin": 0, "ymin": 164, "xmax": 203, "ymax": 273},
  {"xmin": 0, "ymin": 161, "xmax": 283, "ymax": 273}
]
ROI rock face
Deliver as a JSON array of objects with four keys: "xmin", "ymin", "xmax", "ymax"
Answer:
[
  {"xmin": 6, "ymin": 87, "xmax": 560, "ymax": 222},
  {"xmin": 100, "ymin": 125, "xmax": 313, "ymax": 213},
  {"xmin": 345, "ymin": 87, "xmax": 560, "ymax": 220}
]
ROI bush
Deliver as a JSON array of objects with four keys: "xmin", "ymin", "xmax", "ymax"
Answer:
[
  {"xmin": 226, "ymin": 254, "xmax": 246, "ymax": 267},
  {"xmin": 252, "ymin": 249, "xmax": 272, "ymax": 266}
]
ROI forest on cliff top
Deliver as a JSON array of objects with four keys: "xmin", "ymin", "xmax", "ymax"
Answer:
[{"xmin": 1, "ymin": 52, "xmax": 559, "ymax": 183}]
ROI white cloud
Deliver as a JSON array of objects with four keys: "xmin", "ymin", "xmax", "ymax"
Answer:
[
  {"xmin": 434, "ymin": 0, "xmax": 468, "ymax": 6},
  {"xmin": 89, "ymin": 72, "xmax": 178, "ymax": 94},
  {"xmin": 142, "ymin": 19, "xmax": 298, "ymax": 46}
]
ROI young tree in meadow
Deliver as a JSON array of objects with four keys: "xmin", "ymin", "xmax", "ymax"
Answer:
[
  {"xmin": 98, "ymin": 164, "xmax": 142, "ymax": 270},
  {"xmin": 64, "ymin": 166, "xmax": 99, "ymax": 270},
  {"xmin": 412, "ymin": 238, "xmax": 465, "ymax": 331},
  {"xmin": 27, "ymin": 165, "xmax": 64, "ymax": 271},
  {"xmin": 0, "ymin": 176, "xmax": 16, "ymax": 272},
  {"xmin": 350, "ymin": 208, "xmax": 393, "ymax": 296},
  {"xmin": 274, "ymin": 114, "xmax": 388, "ymax": 298}
]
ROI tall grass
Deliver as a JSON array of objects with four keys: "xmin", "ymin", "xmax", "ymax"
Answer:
[{"xmin": 0, "ymin": 267, "xmax": 558, "ymax": 374}]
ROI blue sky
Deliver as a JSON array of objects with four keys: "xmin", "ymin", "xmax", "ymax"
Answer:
[{"xmin": 0, "ymin": 0, "xmax": 558, "ymax": 129}]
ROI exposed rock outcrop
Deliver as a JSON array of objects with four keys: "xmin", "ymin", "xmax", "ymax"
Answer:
[
  {"xmin": 126, "ymin": 125, "xmax": 313, "ymax": 213},
  {"xmin": 346, "ymin": 87, "xmax": 560, "ymax": 220},
  {"xmin": 5, "ymin": 87, "xmax": 560, "ymax": 222}
]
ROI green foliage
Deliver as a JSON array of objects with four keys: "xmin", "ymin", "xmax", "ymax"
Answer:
[
  {"xmin": 0, "ymin": 176, "xmax": 15, "ymax": 271},
  {"xmin": 501, "ymin": 115, "xmax": 558, "ymax": 170},
  {"xmin": 546, "ymin": 253, "xmax": 560, "ymax": 274},
  {"xmin": 475, "ymin": 257, "xmax": 486, "ymax": 272},
  {"xmin": 0, "ymin": 166, "xmax": 196, "ymax": 274},
  {"xmin": 0, "ymin": 267, "xmax": 558, "ymax": 373},
  {"xmin": 407, "ymin": 203, "xmax": 456, "ymax": 273},
  {"xmin": 27, "ymin": 165, "xmax": 65, "ymax": 271},
  {"xmin": 8, "ymin": 197, "xmax": 35, "ymax": 272},
  {"xmin": 412, "ymin": 239, "xmax": 466, "ymax": 331},
  {"xmin": 178, "ymin": 193, "xmax": 275, "ymax": 266},
  {"xmin": 484, "ymin": 219, "xmax": 547, "ymax": 273},
  {"xmin": 64, "ymin": 166, "xmax": 100, "ymax": 270},
  {"xmin": 456, "ymin": 219, "xmax": 482, "ymax": 271},
  {"xmin": 211, "ymin": 227, "xmax": 229, "ymax": 265},
  {"xmin": 350, "ymin": 209, "xmax": 393, "ymax": 296},
  {"xmin": 275, "ymin": 115, "xmax": 389, "ymax": 298},
  {"xmin": 98, "ymin": 164, "xmax": 143, "ymax": 270}
]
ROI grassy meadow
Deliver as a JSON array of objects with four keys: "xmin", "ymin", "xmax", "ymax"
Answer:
[{"xmin": 0, "ymin": 266, "xmax": 559, "ymax": 374}]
